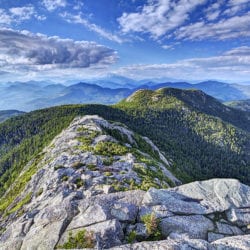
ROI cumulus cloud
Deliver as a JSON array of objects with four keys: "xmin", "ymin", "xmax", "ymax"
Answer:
[
  {"xmin": 118, "ymin": 0, "xmax": 207, "ymax": 39},
  {"xmin": 113, "ymin": 46, "xmax": 250, "ymax": 81},
  {"xmin": 42, "ymin": 0, "xmax": 67, "ymax": 11},
  {"xmin": 0, "ymin": 29, "xmax": 118, "ymax": 73},
  {"xmin": 61, "ymin": 12, "xmax": 124, "ymax": 43}
]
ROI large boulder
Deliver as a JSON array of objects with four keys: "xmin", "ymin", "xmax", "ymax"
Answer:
[
  {"xmin": 142, "ymin": 188, "xmax": 207, "ymax": 214},
  {"xmin": 172, "ymin": 179, "xmax": 250, "ymax": 213},
  {"xmin": 160, "ymin": 215, "xmax": 214, "ymax": 239},
  {"xmin": 226, "ymin": 208, "xmax": 250, "ymax": 227}
]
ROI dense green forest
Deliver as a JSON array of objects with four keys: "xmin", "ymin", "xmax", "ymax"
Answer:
[{"xmin": 0, "ymin": 88, "xmax": 249, "ymax": 198}]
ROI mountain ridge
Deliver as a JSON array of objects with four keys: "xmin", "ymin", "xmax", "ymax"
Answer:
[
  {"xmin": 0, "ymin": 80, "xmax": 250, "ymax": 111},
  {"xmin": 0, "ymin": 115, "xmax": 250, "ymax": 249}
]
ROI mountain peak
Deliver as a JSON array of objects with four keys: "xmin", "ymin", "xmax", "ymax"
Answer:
[{"xmin": 123, "ymin": 87, "xmax": 217, "ymax": 109}]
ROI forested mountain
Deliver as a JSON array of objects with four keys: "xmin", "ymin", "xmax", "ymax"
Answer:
[
  {"xmin": 225, "ymin": 99, "xmax": 250, "ymax": 112},
  {"xmin": 0, "ymin": 110, "xmax": 25, "ymax": 123},
  {"xmin": 0, "ymin": 88, "xmax": 249, "ymax": 204}
]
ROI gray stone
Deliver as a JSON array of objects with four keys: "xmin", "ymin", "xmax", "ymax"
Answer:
[
  {"xmin": 216, "ymin": 221, "xmax": 243, "ymax": 235},
  {"xmin": 103, "ymin": 185, "xmax": 115, "ymax": 194},
  {"xmin": 61, "ymin": 219, "xmax": 123, "ymax": 249},
  {"xmin": 21, "ymin": 222, "xmax": 63, "ymax": 250},
  {"xmin": 142, "ymin": 188, "xmax": 207, "ymax": 214},
  {"xmin": 67, "ymin": 203, "xmax": 110, "ymax": 230},
  {"xmin": 139, "ymin": 205, "xmax": 174, "ymax": 221},
  {"xmin": 212, "ymin": 235, "xmax": 250, "ymax": 250},
  {"xmin": 109, "ymin": 235, "xmax": 212, "ymax": 250},
  {"xmin": 134, "ymin": 223, "xmax": 148, "ymax": 239},
  {"xmin": 0, "ymin": 239, "xmax": 23, "ymax": 250},
  {"xmin": 160, "ymin": 215, "xmax": 214, "ymax": 239},
  {"xmin": 173, "ymin": 179, "xmax": 250, "ymax": 214},
  {"xmin": 111, "ymin": 202, "xmax": 138, "ymax": 222},
  {"xmin": 208, "ymin": 232, "xmax": 225, "ymax": 242},
  {"xmin": 226, "ymin": 208, "xmax": 250, "ymax": 226}
]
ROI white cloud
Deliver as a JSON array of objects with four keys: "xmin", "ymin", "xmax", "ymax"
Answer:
[
  {"xmin": 113, "ymin": 46, "xmax": 250, "ymax": 81},
  {"xmin": 0, "ymin": 28, "xmax": 118, "ymax": 74},
  {"xmin": 206, "ymin": 11, "xmax": 220, "ymax": 21},
  {"xmin": 61, "ymin": 12, "xmax": 124, "ymax": 43},
  {"xmin": 118, "ymin": 0, "xmax": 207, "ymax": 39},
  {"xmin": 175, "ymin": 13, "xmax": 250, "ymax": 40},
  {"xmin": 0, "ymin": 6, "xmax": 46, "ymax": 26},
  {"xmin": 117, "ymin": 0, "xmax": 250, "ymax": 42},
  {"xmin": 9, "ymin": 6, "xmax": 35, "ymax": 21},
  {"xmin": 0, "ymin": 9, "xmax": 12, "ymax": 25},
  {"xmin": 161, "ymin": 44, "xmax": 174, "ymax": 50},
  {"xmin": 42, "ymin": 0, "xmax": 67, "ymax": 11}
]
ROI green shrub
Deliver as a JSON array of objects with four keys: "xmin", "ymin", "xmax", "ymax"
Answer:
[
  {"xmin": 35, "ymin": 188, "xmax": 43, "ymax": 197},
  {"xmin": 127, "ymin": 230, "xmax": 137, "ymax": 244},
  {"xmin": 102, "ymin": 157, "xmax": 114, "ymax": 166},
  {"xmin": 61, "ymin": 175, "xmax": 69, "ymax": 182},
  {"xmin": 141, "ymin": 213, "xmax": 162, "ymax": 240},
  {"xmin": 87, "ymin": 164, "xmax": 98, "ymax": 171},
  {"xmin": 74, "ymin": 178, "xmax": 84, "ymax": 188},
  {"xmin": 104, "ymin": 171, "xmax": 113, "ymax": 177},
  {"xmin": 54, "ymin": 165, "xmax": 65, "ymax": 171},
  {"xmin": 59, "ymin": 229, "xmax": 95, "ymax": 249},
  {"xmin": 72, "ymin": 162, "xmax": 84, "ymax": 169},
  {"xmin": 6, "ymin": 192, "xmax": 32, "ymax": 216},
  {"xmin": 94, "ymin": 141, "xmax": 129, "ymax": 156}
]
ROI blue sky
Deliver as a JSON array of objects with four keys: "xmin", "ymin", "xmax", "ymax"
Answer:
[{"xmin": 0, "ymin": 0, "xmax": 249, "ymax": 83}]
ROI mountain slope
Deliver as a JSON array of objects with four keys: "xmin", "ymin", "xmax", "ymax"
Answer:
[
  {"xmin": 0, "ymin": 115, "xmax": 179, "ymax": 247},
  {"xmin": 0, "ymin": 88, "xmax": 249, "ymax": 202},
  {"xmin": 115, "ymin": 88, "xmax": 250, "ymax": 182},
  {"xmin": 0, "ymin": 117, "xmax": 250, "ymax": 249}
]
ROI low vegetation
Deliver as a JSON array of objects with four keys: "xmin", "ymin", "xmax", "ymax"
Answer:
[
  {"xmin": 141, "ymin": 213, "xmax": 162, "ymax": 240},
  {"xmin": 58, "ymin": 229, "xmax": 95, "ymax": 249}
]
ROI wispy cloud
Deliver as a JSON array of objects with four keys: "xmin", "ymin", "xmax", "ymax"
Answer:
[
  {"xmin": 175, "ymin": 13, "xmax": 250, "ymax": 40},
  {"xmin": 61, "ymin": 12, "xmax": 124, "ymax": 43},
  {"xmin": 161, "ymin": 44, "xmax": 174, "ymax": 50},
  {"xmin": 0, "ymin": 28, "xmax": 118, "ymax": 74},
  {"xmin": 118, "ymin": 0, "xmax": 207, "ymax": 39},
  {"xmin": 117, "ymin": 0, "xmax": 250, "ymax": 42},
  {"xmin": 113, "ymin": 46, "xmax": 250, "ymax": 81}
]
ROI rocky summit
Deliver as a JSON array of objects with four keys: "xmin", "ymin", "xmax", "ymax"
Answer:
[{"xmin": 0, "ymin": 116, "xmax": 250, "ymax": 250}]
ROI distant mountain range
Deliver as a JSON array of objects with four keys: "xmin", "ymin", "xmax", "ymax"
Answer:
[{"xmin": 0, "ymin": 79, "xmax": 250, "ymax": 111}]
